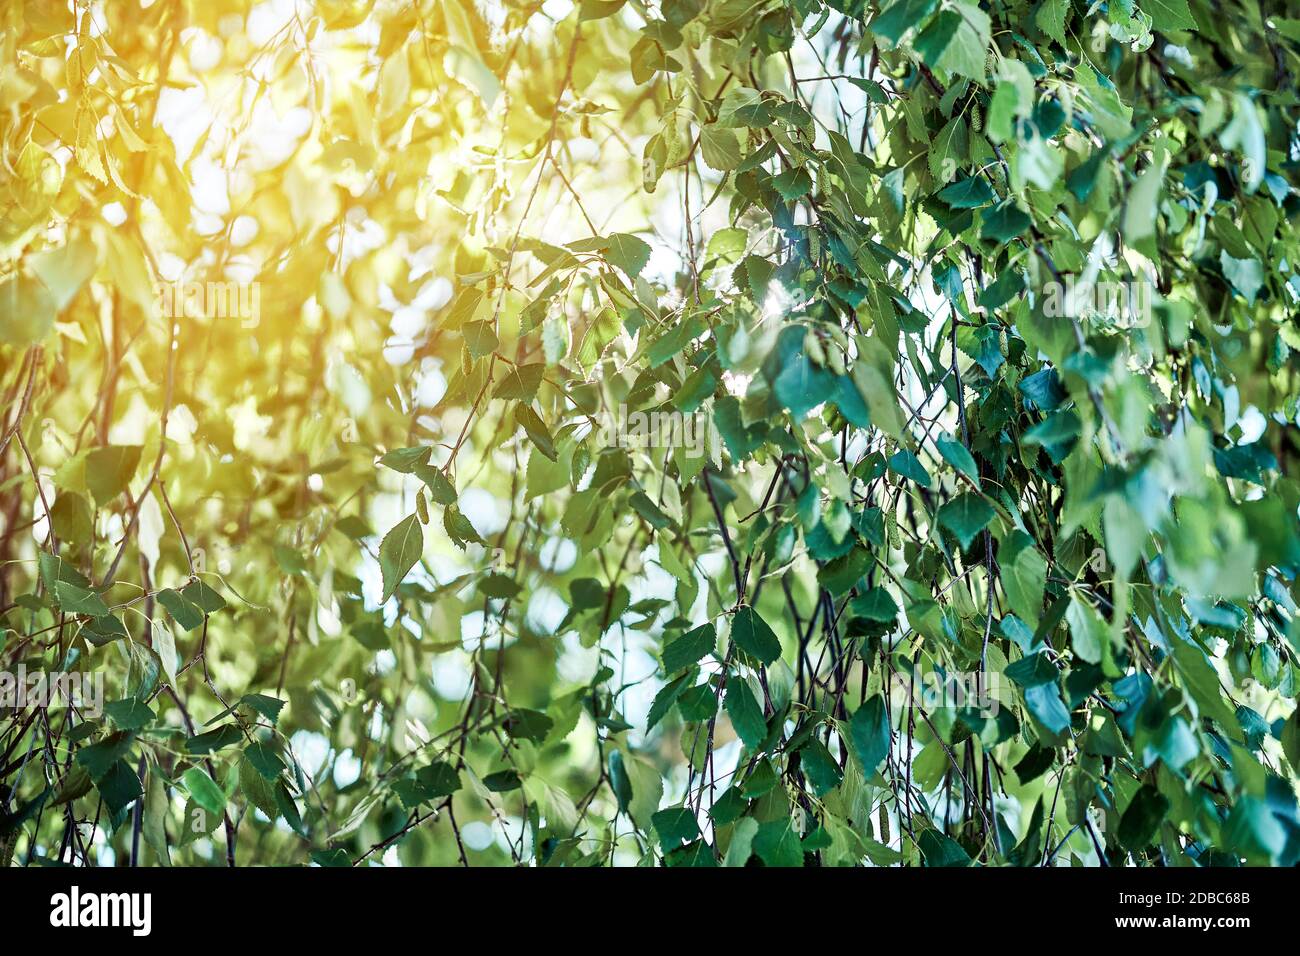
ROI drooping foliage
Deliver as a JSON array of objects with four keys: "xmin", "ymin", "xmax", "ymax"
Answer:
[{"xmin": 2, "ymin": 0, "xmax": 1300, "ymax": 867}]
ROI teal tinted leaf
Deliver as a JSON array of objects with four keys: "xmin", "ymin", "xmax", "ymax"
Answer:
[
  {"xmin": 1023, "ymin": 683, "xmax": 1071, "ymax": 737},
  {"xmin": 608, "ymin": 751, "xmax": 633, "ymax": 813},
  {"xmin": 935, "ymin": 434, "xmax": 980, "ymax": 486},
  {"xmin": 774, "ymin": 346, "xmax": 836, "ymax": 421},
  {"xmin": 1004, "ymin": 652, "xmax": 1057, "ymax": 687},
  {"xmin": 888, "ymin": 449, "xmax": 931, "ymax": 487}
]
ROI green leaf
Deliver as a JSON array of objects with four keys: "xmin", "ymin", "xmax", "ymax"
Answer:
[
  {"xmin": 1034, "ymin": 0, "xmax": 1069, "ymax": 46},
  {"xmin": 1065, "ymin": 597, "xmax": 1108, "ymax": 665},
  {"xmin": 186, "ymin": 723, "xmax": 244, "ymax": 755},
  {"xmin": 493, "ymin": 362, "xmax": 546, "ymax": 402},
  {"xmin": 980, "ymin": 201, "xmax": 1031, "ymax": 243},
  {"xmin": 799, "ymin": 739, "xmax": 843, "ymax": 797},
  {"xmin": 462, "ymin": 320, "xmax": 498, "ymax": 360},
  {"xmin": 77, "ymin": 731, "xmax": 136, "ymax": 782},
  {"xmin": 444, "ymin": 504, "xmax": 485, "ymax": 548},
  {"xmin": 999, "ymin": 531, "xmax": 1047, "ymax": 628},
  {"xmin": 873, "ymin": 0, "xmax": 939, "ymax": 44},
  {"xmin": 379, "ymin": 446, "xmax": 431, "ymax": 473},
  {"xmin": 935, "ymin": 434, "xmax": 980, "ymax": 486},
  {"xmin": 725, "ymin": 680, "xmax": 767, "ymax": 750},
  {"xmin": 1143, "ymin": 0, "xmax": 1197, "ymax": 32},
  {"xmin": 143, "ymin": 769, "xmax": 171, "ymax": 865},
  {"xmin": 604, "ymin": 233, "xmax": 652, "ymax": 280},
  {"xmin": 483, "ymin": 770, "xmax": 522, "ymax": 790},
  {"xmin": 415, "ymin": 465, "xmax": 457, "ymax": 505},
  {"xmin": 515, "ymin": 404, "xmax": 557, "ymax": 461},
  {"xmin": 772, "ymin": 167, "xmax": 812, "ymax": 201},
  {"xmin": 938, "ymin": 176, "xmax": 993, "ymax": 209},
  {"xmin": 662, "ymin": 623, "xmax": 717, "ymax": 673},
  {"xmin": 700, "ymin": 126, "xmax": 743, "ymax": 172},
  {"xmin": 104, "ymin": 698, "xmax": 155, "ymax": 731},
  {"xmin": 183, "ymin": 767, "xmax": 226, "ymax": 817},
  {"xmin": 84, "ymin": 445, "xmax": 142, "ymax": 505},
  {"xmin": 240, "ymin": 755, "xmax": 279, "ymax": 819},
  {"xmin": 97, "ymin": 759, "xmax": 144, "ymax": 816},
  {"xmin": 379, "ymin": 514, "xmax": 423, "ymax": 601},
  {"xmin": 0, "ymin": 271, "xmax": 56, "ymax": 345},
  {"xmin": 651, "ymin": 806, "xmax": 700, "ymax": 853},
  {"xmin": 753, "ymin": 817, "xmax": 803, "ymax": 867},
  {"xmin": 919, "ymin": 829, "xmax": 972, "ymax": 866},
  {"xmin": 730, "ymin": 607, "xmax": 781, "ymax": 666},
  {"xmin": 1118, "ymin": 785, "xmax": 1170, "ymax": 851},
  {"xmin": 915, "ymin": 5, "xmax": 991, "ymax": 81},
  {"xmin": 937, "ymin": 493, "xmax": 994, "ymax": 549},
  {"xmin": 848, "ymin": 695, "xmax": 890, "ymax": 776}
]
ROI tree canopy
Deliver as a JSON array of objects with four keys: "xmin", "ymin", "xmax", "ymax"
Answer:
[{"xmin": 3, "ymin": 0, "xmax": 1300, "ymax": 867}]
